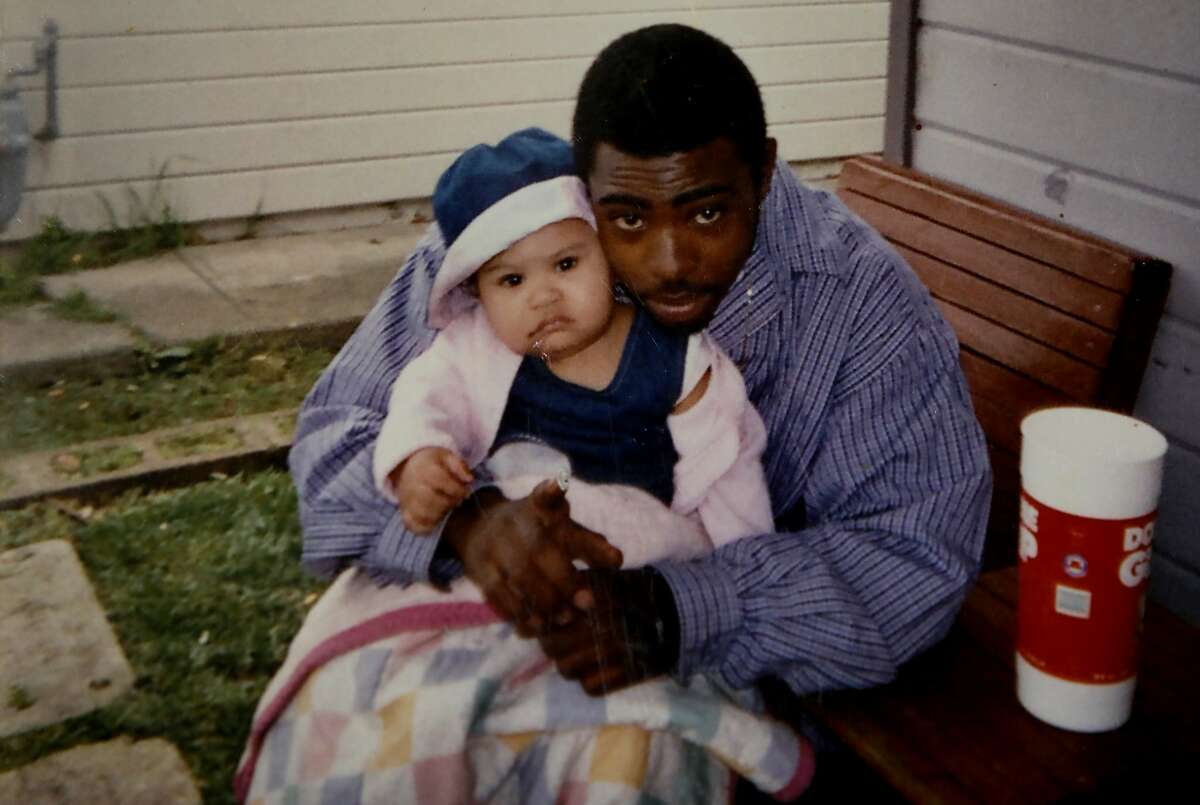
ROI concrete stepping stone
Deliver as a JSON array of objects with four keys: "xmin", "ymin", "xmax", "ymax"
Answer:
[
  {"xmin": 0, "ymin": 305, "xmax": 138, "ymax": 385},
  {"xmin": 0, "ymin": 540, "xmax": 133, "ymax": 737},
  {"xmin": 0, "ymin": 736, "xmax": 200, "ymax": 804},
  {"xmin": 0, "ymin": 408, "xmax": 296, "ymax": 510},
  {"xmin": 42, "ymin": 221, "xmax": 422, "ymax": 344}
]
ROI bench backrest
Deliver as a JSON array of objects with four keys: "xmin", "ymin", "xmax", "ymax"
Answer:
[{"xmin": 836, "ymin": 157, "xmax": 1171, "ymax": 566}]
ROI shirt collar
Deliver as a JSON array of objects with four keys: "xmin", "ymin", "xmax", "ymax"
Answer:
[{"xmin": 707, "ymin": 163, "xmax": 798, "ymax": 343}]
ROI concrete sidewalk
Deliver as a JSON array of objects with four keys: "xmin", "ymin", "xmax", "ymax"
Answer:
[{"xmin": 1, "ymin": 221, "xmax": 425, "ymax": 384}]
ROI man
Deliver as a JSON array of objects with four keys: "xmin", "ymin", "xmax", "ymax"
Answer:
[{"xmin": 293, "ymin": 22, "xmax": 988, "ymax": 722}]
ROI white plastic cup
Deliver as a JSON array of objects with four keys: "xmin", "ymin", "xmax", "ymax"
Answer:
[{"xmin": 1016, "ymin": 407, "xmax": 1167, "ymax": 732}]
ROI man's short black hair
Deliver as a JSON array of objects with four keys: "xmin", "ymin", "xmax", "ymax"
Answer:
[{"xmin": 572, "ymin": 24, "xmax": 768, "ymax": 182}]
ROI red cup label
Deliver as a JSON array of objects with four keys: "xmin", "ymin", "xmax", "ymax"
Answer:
[{"xmin": 1017, "ymin": 491, "xmax": 1153, "ymax": 684}]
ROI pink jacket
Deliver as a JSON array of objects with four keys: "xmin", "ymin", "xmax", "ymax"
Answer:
[{"xmin": 373, "ymin": 305, "xmax": 774, "ymax": 568}]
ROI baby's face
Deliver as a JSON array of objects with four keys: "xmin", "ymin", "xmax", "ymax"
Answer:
[{"xmin": 474, "ymin": 219, "xmax": 615, "ymax": 361}]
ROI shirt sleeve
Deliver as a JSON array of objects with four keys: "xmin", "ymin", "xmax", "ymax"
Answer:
[
  {"xmin": 655, "ymin": 312, "xmax": 992, "ymax": 694},
  {"xmin": 288, "ymin": 227, "xmax": 465, "ymax": 585}
]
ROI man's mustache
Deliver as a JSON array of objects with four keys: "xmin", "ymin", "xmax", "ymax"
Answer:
[{"xmin": 628, "ymin": 281, "xmax": 723, "ymax": 298}]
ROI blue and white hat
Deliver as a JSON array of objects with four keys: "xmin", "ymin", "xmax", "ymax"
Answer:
[{"xmin": 428, "ymin": 127, "xmax": 596, "ymax": 328}]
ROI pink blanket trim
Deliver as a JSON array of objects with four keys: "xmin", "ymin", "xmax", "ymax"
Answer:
[
  {"xmin": 234, "ymin": 600, "xmax": 499, "ymax": 801},
  {"xmin": 773, "ymin": 741, "xmax": 818, "ymax": 801}
]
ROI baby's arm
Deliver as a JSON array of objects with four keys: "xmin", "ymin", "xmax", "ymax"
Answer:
[
  {"xmin": 669, "ymin": 333, "xmax": 775, "ymax": 546},
  {"xmin": 391, "ymin": 447, "xmax": 473, "ymax": 534},
  {"xmin": 373, "ymin": 315, "xmax": 496, "ymax": 533}
]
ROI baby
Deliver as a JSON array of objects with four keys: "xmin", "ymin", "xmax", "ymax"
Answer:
[{"xmin": 373, "ymin": 127, "xmax": 773, "ymax": 568}]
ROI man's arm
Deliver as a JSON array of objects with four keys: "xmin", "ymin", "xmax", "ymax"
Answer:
[{"xmin": 662, "ymin": 318, "xmax": 991, "ymax": 692}]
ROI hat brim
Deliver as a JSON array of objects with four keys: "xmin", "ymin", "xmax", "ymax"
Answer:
[{"xmin": 428, "ymin": 175, "xmax": 596, "ymax": 329}]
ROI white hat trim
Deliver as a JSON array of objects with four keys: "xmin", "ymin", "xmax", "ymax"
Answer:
[{"xmin": 428, "ymin": 175, "xmax": 596, "ymax": 329}]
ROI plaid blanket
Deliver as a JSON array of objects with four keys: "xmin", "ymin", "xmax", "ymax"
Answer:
[{"xmin": 235, "ymin": 571, "xmax": 814, "ymax": 804}]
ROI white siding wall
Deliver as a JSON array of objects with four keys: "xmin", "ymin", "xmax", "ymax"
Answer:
[
  {"xmin": 910, "ymin": 0, "xmax": 1200, "ymax": 620},
  {"xmin": 0, "ymin": 0, "xmax": 890, "ymax": 241}
]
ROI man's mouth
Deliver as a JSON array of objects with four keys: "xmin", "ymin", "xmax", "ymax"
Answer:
[{"xmin": 642, "ymin": 290, "xmax": 713, "ymax": 324}]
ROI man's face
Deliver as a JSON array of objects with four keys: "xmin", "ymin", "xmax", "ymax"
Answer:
[
  {"xmin": 587, "ymin": 137, "xmax": 774, "ymax": 332},
  {"xmin": 474, "ymin": 218, "xmax": 615, "ymax": 362}
]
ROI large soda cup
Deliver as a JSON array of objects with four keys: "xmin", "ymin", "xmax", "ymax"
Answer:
[{"xmin": 1016, "ymin": 407, "xmax": 1167, "ymax": 732}]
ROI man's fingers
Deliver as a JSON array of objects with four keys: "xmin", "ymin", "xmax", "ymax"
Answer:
[
  {"xmin": 540, "ymin": 622, "xmax": 633, "ymax": 694},
  {"xmin": 529, "ymin": 478, "xmax": 568, "ymax": 515},
  {"xmin": 479, "ymin": 576, "xmax": 524, "ymax": 629},
  {"xmin": 524, "ymin": 544, "xmax": 585, "ymax": 615},
  {"xmin": 581, "ymin": 663, "xmax": 634, "ymax": 696},
  {"xmin": 561, "ymin": 523, "xmax": 623, "ymax": 571}
]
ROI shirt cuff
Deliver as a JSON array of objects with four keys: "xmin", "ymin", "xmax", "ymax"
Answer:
[
  {"xmin": 361, "ymin": 507, "xmax": 444, "ymax": 585},
  {"xmin": 363, "ymin": 473, "xmax": 500, "ymax": 586},
  {"xmin": 653, "ymin": 556, "xmax": 744, "ymax": 679}
]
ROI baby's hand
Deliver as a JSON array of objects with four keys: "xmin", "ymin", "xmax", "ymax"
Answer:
[{"xmin": 390, "ymin": 447, "xmax": 474, "ymax": 534}]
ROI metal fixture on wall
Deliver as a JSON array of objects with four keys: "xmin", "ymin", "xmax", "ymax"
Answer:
[{"xmin": 1, "ymin": 20, "xmax": 60, "ymax": 230}]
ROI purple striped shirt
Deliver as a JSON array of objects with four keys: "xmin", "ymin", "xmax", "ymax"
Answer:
[{"xmin": 289, "ymin": 161, "xmax": 992, "ymax": 695}]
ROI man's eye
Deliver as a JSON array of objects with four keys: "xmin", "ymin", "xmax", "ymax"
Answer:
[
  {"xmin": 556, "ymin": 256, "xmax": 577, "ymax": 271},
  {"xmin": 614, "ymin": 213, "xmax": 644, "ymax": 232},
  {"xmin": 694, "ymin": 207, "xmax": 722, "ymax": 225},
  {"xmin": 499, "ymin": 274, "xmax": 522, "ymax": 287}
]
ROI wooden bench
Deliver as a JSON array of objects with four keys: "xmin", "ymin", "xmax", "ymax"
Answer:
[
  {"xmin": 835, "ymin": 156, "xmax": 1171, "ymax": 567},
  {"xmin": 769, "ymin": 159, "xmax": 1182, "ymax": 802},
  {"xmin": 788, "ymin": 567, "xmax": 1200, "ymax": 802}
]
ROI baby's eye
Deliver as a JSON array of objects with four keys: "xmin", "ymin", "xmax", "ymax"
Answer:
[
  {"xmin": 556, "ymin": 256, "xmax": 578, "ymax": 271},
  {"xmin": 693, "ymin": 207, "xmax": 722, "ymax": 225},
  {"xmin": 499, "ymin": 274, "xmax": 522, "ymax": 288},
  {"xmin": 613, "ymin": 213, "xmax": 645, "ymax": 232}
]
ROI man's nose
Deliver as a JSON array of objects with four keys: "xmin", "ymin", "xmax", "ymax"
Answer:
[{"xmin": 647, "ymin": 228, "xmax": 693, "ymax": 283}]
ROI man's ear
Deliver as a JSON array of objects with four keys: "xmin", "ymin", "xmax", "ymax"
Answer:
[{"xmin": 757, "ymin": 137, "xmax": 778, "ymax": 202}]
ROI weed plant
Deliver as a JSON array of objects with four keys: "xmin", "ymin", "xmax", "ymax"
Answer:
[
  {"xmin": 0, "ymin": 207, "xmax": 191, "ymax": 308},
  {"xmin": 47, "ymin": 289, "xmax": 120, "ymax": 323}
]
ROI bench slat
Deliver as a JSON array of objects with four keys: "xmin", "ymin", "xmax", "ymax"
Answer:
[
  {"xmin": 961, "ymin": 352, "xmax": 1071, "ymax": 454},
  {"xmin": 840, "ymin": 157, "xmax": 1134, "ymax": 292},
  {"xmin": 960, "ymin": 351, "xmax": 1069, "ymax": 421},
  {"xmin": 937, "ymin": 301, "xmax": 1101, "ymax": 399},
  {"xmin": 841, "ymin": 190, "xmax": 1124, "ymax": 330},
  {"xmin": 898, "ymin": 244, "xmax": 1114, "ymax": 366},
  {"xmin": 971, "ymin": 393, "xmax": 1023, "ymax": 454}
]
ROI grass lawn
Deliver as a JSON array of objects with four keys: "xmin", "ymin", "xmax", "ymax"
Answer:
[
  {"xmin": 0, "ymin": 471, "xmax": 326, "ymax": 804},
  {"xmin": 0, "ymin": 336, "xmax": 336, "ymax": 456}
]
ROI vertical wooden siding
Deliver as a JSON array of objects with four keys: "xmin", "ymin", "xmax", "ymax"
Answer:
[
  {"xmin": 0, "ymin": 1, "xmax": 891, "ymax": 241},
  {"xmin": 909, "ymin": 0, "xmax": 1200, "ymax": 621}
]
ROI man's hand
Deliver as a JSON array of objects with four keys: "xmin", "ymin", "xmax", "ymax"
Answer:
[
  {"xmin": 443, "ymin": 480, "xmax": 623, "ymax": 636},
  {"xmin": 391, "ymin": 447, "xmax": 474, "ymax": 534},
  {"xmin": 537, "ymin": 568, "xmax": 680, "ymax": 696}
]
